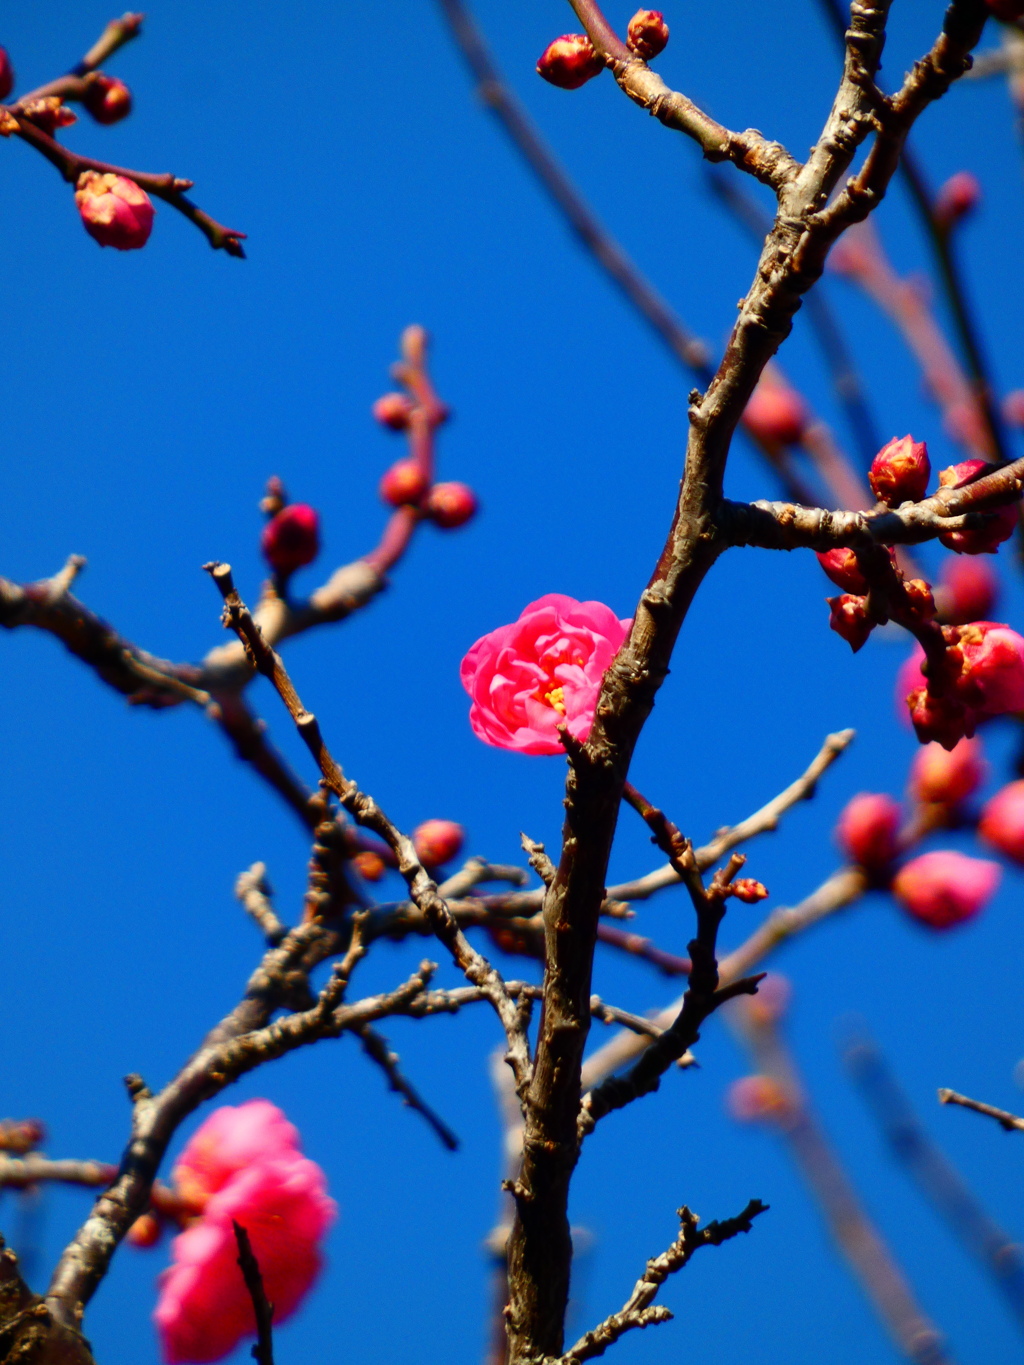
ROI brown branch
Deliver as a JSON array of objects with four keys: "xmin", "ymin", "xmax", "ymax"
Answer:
[
  {"xmin": 3, "ymin": 111, "xmax": 246, "ymax": 256},
  {"xmin": 844, "ymin": 1034, "xmax": 1024, "ymax": 1333},
  {"xmin": 721, "ymin": 455, "xmax": 1024, "ymax": 551},
  {"xmin": 235, "ymin": 864, "xmax": 288, "ymax": 945},
  {"xmin": 204, "ymin": 562, "xmax": 533, "ymax": 1094},
  {"xmin": 566, "ymin": 0, "xmax": 800, "ymax": 191},
  {"xmin": 232, "ymin": 1224, "xmax": 275, "ymax": 1365},
  {"xmin": 938, "ymin": 1088, "xmax": 1024, "ymax": 1133},
  {"xmin": 730, "ymin": 1002, "xmax": 955, "ymax": 1365},
  {"xmin": 552, "ymin": 1200, "xmax": 768, "ymax": 1364},
  {"xmin": 356, "ymin": 1023, "xmax": 460, "ymax": 1151}
]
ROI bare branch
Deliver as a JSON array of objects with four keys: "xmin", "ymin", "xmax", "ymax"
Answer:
[
  {"xmin": 552, "ymin": 1200, "xmax": 768, "ymax": 1364},
  {"xmin": 938, "ymin": 1089, "xmax": 1024, "ymax": 1133},
  {"xmin": 356, "ymin": 1024, "xmax": 460, "ymax": 1152},
  {"xmin": 232, "ymin": 1223, "xmax": 275, "ymax": 1365}
]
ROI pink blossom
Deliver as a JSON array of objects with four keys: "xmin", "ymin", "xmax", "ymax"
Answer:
[
  {"xmin": 936, "ymin": 556, "xmax": 998, "ymax": 624},
  {"xmin": 979, "ymin": 780, "xmax": 1024, "ymax": 864},
  {"xmin": 955, "ymin": 621, "xmax": 1024, "ymax": 714},
  {"xmin": 171, "ymin": 1099, "xmax": 301, "ymax": 1211},
  {"xmin": 74, "ymin": 171, "xmax": 154, "ymax": 250},
  {"xmin": 909, "ymin": 738, "xmax": 986, "ymax": 808},
  {"xmin": 413, "ymin": 818, "xmax": 465, "ymax": 866},
  {"xmin": 892, "ymin": 850, "xmax": 1000, "ymax": 930},
  {"xmin": 460, "ymin": 594, "xmax": 631, "ymax": 754},
  {"xmin": 742, "ymin": 377, "xmax": 807, "ymax": 446},
  {"xmin": 937, "ymin": 459, "xmax": 1017, "ymax": 555},
  {"xmin": 156, "ymin": 1154, "xmax": 336, "ymax": 1363},
  {"xmin": 726, "ymin": 1075, "xmax": 793, "ymax": 1125},
  {"xmin": 836, "ymin": 793, "xmax": 901, "ymax": 869}
]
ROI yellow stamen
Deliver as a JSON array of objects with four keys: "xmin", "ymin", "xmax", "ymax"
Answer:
[{"xmin": 545, "ymin": 686, "xmax": 566, "ymax": 714}]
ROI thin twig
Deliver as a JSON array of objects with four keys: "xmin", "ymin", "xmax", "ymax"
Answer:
[
  {"xmin": 938, "ymin": 1089, "xmax": 1024, "ymax": 1133},
  {"xmin": 233, "ymin": 1223, "xmax": 275, "ymax": 1365},
  {"xmin": 356, "ymin": 1024, "xmax": 460, "ymax": 1151}
]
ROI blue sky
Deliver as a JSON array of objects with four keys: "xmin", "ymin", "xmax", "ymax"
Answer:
[{"xmin": 2, "ymin": 3, "xmax": 1024, "ymax": 1363}]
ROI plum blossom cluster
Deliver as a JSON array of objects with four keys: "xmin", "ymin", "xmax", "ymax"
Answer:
[
  {"xmin": 830, "ymin": 732, "xmax": 1024, "ymax": 931},
  {"xmin": 814, "ymin": 435, "xmax": 1024, "ymax": 750},
  {"xmin": 460, "ymin": 593, "xmax": 631, "ymax": 754},
  {"xmin": 143, "ymin": 1099, "xmax": 335, "ymax": 1364}
]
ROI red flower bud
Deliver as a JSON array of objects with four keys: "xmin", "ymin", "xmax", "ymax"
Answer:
[
  {"xmin": 868, "ymin": 435, "xmax": 930, "ymax": 506},
  {"xmin": 906, "ymin": 687, "xmax": 973, "ymax": 751},
  {"xmin": 373, "ymin": 392, "xmax": 415, "ymax": 431},
  {"xmin": 260, "ymin": 503, "xmax": 320, "ymax": 575},
  {"xmin": 731, "ymin": 878, "xmax": 768, "ymax": 904},
  {"xmin": 827, "ymin": 594, "xmax": 873, "ymax": 652},
  {"xmin": 937, "ymin": 459, "xmax": 1017, "ymax": 554},
  {"xmin": 22, "ymin": 95, "xmax": 76, "ymax": 134},
  {"xmin": 835, "ymin": 792, "xmax": 901, "ymax": 870},
  {"xmin": 0, "ymin": 46, "xmax": 14, "ymax": 102},
  {"xmin": 127, "ymin": 1212, "xmax": 164, "ymax": 1249},
  {"xmin": 893, "ymin": 850, "xmax": 1000, "ymax": 930},
  {"xmin": 82, "ymin": 74, "xmax": 132, "ymax": 125},
  {"xmin": 425, "ymin": 481, "xmax": 477, "ymax": 529},
  {"xmin": 0, "ymin": 1118, "xmax": 45, "ymax": 1154},
  {"xmin": 413, "ymin": 819, "xmax": 465, "ymax": 867},
  {"xmin": 626, "ymin": 10, "xmax": 670, "ymax": 59},
  {"xmin": 952, "ymin": 621, "xmax": 1024, "ymax": 714},
  {"xmin": 936, "ymin": 555, "xmax": 998, "ymax": 625},
  {"xmin": 933, "ymin": 171, "xmax": 980, "ymax": 230},
  {"xmin": 985, "ymin": 0, "xmax": 1024, "ymax": 19},
  {"xmin": 727, "ymin": 1075, "xmax": 794, "ymax": 1125},
  {"xmin": 352, "ymin": 850, "xmax": 386, "ymax": 882},
  {"xmin": 903, "ymin": 578, "xmax": 936, "ymax": 621},
  {"xmin": 379, "ymin": 459, "xmax": 429, "ymax": 508},
  {"xmin": 537, "ymin": 34, "xmax": 604, "ymax": 90},
  {"xmin": 742, "ymin": 378, "xmax": 807, "ymax": 446},
  {"xmin": 816, "ymin": 547, "xmax": 868, "ymax": 594},
  {"xmin": 75, "ymin": 171, "xmax": 153, "ymax": 250},
  {"xmin": 909, "ymin": 737, "xmax": 985, "ymax": 807},
  {"xmin": 979, "ymin": 780, "xmax": 1024, "ymax": 864}
]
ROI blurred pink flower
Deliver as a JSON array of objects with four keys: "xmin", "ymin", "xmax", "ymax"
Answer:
[
  {"xmin": 892, "ymin": 849, "xmax": 1000, "ymax": 930},
  {"xmin": 979, "ymin": 780, "xmax": 1024, "ymax": 864},
  {"xmin": 909, "ymin": 737, "xmax": 986, "ymax": 808},
  {"xmin": 172, "ymin": 1100, "xmax": 301, "ymax": 1211},
  {"xmin": 460, "ymin": 594, "xmax": 631, "ymax": 754},
  {"xmin": 835, "ymin": 792, "xmax": 901, "ymax": 870},
  {"xmin": 156, "ymin": 1102, "xmax": 336, "ymax": 1363},
  {"xmin": 74, "ymin": 171, "xmax": 154, "ymax": 250}
]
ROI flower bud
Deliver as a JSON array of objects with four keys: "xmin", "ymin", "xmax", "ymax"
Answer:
[
  {"xmin": 425, "ymin": 481, "xmax": 477, "ymax": 529},
  {"xmin": 903, "ymin": 578, "xmax": 936, "ymax": 621},
  {"xmin": 260, "ymin": 503, "xmax": 320, "ymax": 575},
  {"xmin": 82, "ymin": 73, "xmax": 132, "ymax": 125},
  {"xmin": 22, "ymin": 95, "xmax": 76, "ymax": 134},
  {"xmin": 0, "ymin": 1118, "xmax": 45, "ymax": 1154},
  {"xmin": 933, "ymin": 171, "xmax": 980, "ymax": 230},
  {"xmin": 935, "ymin": 555, "xmax": 998, "ymax": 625},
  {"xmin": 869, "ymin": 435, "xmax": 930, "ymax": 506},
  {"xmin": 75, "ymin": 171, "xmax": 153, "ymax": 250},
  {"xmin": 909, "ymin": 737, "xmax": 985, "ymax": 808},
  {"xmin": 979, "ymin": 780, "xmax": 1024, "ymax": 864},
  {"xmin": 536, "ymin": 34, "xmax": 604, "ymax": 89},
  {"xmin": 835, "ymin": 792, "xmax": 901, "ymax": 870},
  {"xmin": 827, "ymin": 594, "xmax": 873, "ymax": 652},
  {"xmin": 413, "ymin": 819, "xmax": 464, "ymax": 867},
  {"xmin": 816, "ymin": 548, "xmax": 868, "ymax": 594},
  {"xmin": 380, "ymin": 458, "xmax": 429, "ymax": 508},
  {"xmin": 127, "ymin": 1212, "xmax": 163, "ymax": 1249},
  {"xmin": 745, "ymin": 974, "xmax": 791, "ymax": 1027},
  {"xmin": 937, "ymin": 459, "xmax": 1017, "ymax": 554},
  {"xmin": 352, "ymin": 850, "xmax": 386, "ymax": 882},
  {"xmin": 373, "ymin": 392, "xmax": 415, "ymax": 431},
  {"xmin": 260, "ymin": 475, "xmax": 287, "ymax": 519},
  {"xmin": 0, "ymin": 46, "xmax": 14, "ymax": 102},
  {"xmin": 742, "ymin": 378, "xmax": 807, "ymax": 446},
  {"xmin": 727, "ymin": 1075, "xmax": 794, "ymax": 1125},
  {"xmin": 731, "ymin": 878, "xmax": 768, "ymax": 903},
  {"xmin": 626, "ymin": 9, "xmax": 670, "ymax": 59},
  {"xmin": 906, "ymin": 687, "xmax": 973, "ymax": 751},
  {"xmin": 953, "ymin": 621, "xmax": 1024, "ymax": 714},
  {"xmin": 892, "ymin": 850, "xmax": 1000, "ymax": 930}
]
